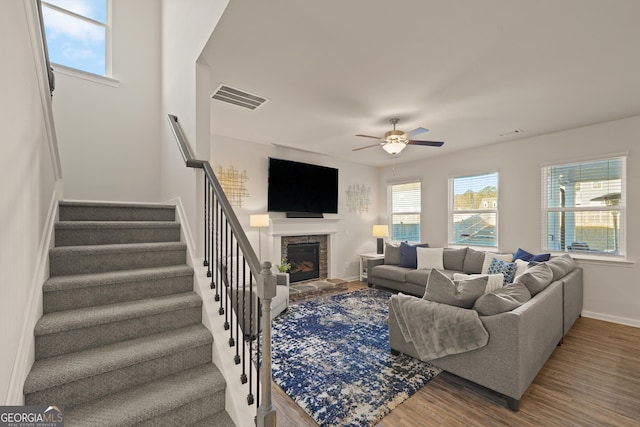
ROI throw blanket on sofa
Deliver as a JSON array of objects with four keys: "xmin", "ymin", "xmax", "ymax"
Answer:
[{"xmin": 389, "ymin": 293, "xmax": 489, "ymax": 361}]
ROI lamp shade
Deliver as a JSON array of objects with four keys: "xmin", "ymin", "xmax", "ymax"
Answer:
[
  {"xmin": 250, "ymin": 214, "xmax": 270, "ymax": 228},
  {"xmin": 382, "ymin": 142, "xmax": 406, "ymax": 155},
  {"xmin": 372, "ymin": 224, "xmax": 389, "ymax": 238}
]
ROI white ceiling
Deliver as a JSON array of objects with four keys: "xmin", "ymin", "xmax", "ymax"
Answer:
[{"xmin": 200, "ymin": 0, "xmax": 640, "ymax": 167}]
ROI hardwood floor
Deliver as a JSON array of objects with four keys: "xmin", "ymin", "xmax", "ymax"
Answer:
[{"xmin": 272, "ymin": 281, "xmax": 640, "ymax": 426}]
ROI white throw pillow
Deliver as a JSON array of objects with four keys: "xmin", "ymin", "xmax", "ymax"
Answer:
[
  {"xmin": 481, "ymin": 253, "xmax": 513, "ymax": 274},
  {"xmin": 513, "ymin": 259, "xmax": 529, "ymax": 280},
  {"xmin": 416, "ymin": 247, "xmax": 444, "ymax": 270},
  {"xmin": 453, "ymin": 273, "xmax": 505, "ymax": 293}
]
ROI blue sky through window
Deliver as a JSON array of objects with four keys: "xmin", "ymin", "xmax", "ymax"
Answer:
[{"xmin": 43, "ymin": 0, "xmax": 107, "ymax": 76}]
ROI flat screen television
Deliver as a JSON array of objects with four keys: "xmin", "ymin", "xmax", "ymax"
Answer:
[{"xmin": 268, "ymin": 157, "xmax": 339, "ymax": 216}]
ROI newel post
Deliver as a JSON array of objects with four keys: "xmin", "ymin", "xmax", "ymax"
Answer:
[{"xmin": 256, "ymin": 261, "xmax": 277, "ymax": 427}]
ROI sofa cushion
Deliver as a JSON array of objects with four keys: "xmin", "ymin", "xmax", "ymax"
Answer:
[
  {"xmin": 462, "ymin": 247, "xmax": 485, "ymax": 274},
  {"xmin": 487, "ymin": 258, "xmax": 517, "ymax": 284},
  {"xmin": 416, "ymin": 247, "xmax": 444, "ymax": 270},
  {"xmin": 513, "ymin": 247, "xmax": 551, "ymax": 262},
  {"xmin": 398, "ymin": 242, "xmax": 429, "ymax": 268},
  {"xmin": 443, "ymin": 247, "xmax": 467, "ymax": 271},
  {"xmin": 405, "ymin": 269, "xmax": 431, "ymax": 286},
  {"xmin": 473, "ymin": 282, "xmax": 531, "ymax": 316},
  {"xmin": 544, "ymin": 254, "xmax": 576, "ymax": 281},
  {"xmin": 453, "ymin": 273, "xmax": 505, "ymax": 293},
  {"xmin": 514, "ymin": 263, "xmax": 553, "ymax": 296},
  {"xmin": 384, "ymin": 242, "xmax": 402, "ymax": 265},
  {"xmin": 481, "ymin": 253, "xmax": 514, "ymax": 274},
  {"xmin": 423, "ymin": 269, "xmax": 488, "ymax": 309},
  {"xmin": 372, "ymin": 264, "xmax": 411, "ymax": 282}
]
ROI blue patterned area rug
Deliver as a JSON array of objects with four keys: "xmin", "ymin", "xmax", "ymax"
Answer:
[{"xmin": 271, "ymin": 288, "xmax": 441, "ymax": 426}]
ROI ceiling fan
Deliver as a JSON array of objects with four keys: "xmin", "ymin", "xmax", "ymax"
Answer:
[{"xmin": 353, "ymin": 118, "xmax": 444, "ymax": 155}]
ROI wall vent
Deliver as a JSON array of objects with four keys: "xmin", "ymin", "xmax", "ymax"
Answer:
[{"xmin": 212, "ymin": 84, "xmax": 268, "ymax": 110}]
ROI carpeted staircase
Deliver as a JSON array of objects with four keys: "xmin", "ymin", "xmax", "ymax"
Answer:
[{"xmin": 23, "ymin": 201, "xmax": 235, "ymax": 426}]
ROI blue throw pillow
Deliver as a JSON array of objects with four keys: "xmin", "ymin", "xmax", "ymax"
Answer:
[
  {"xmin": 512, "ymin": 248, "xmax": 551, "ymax": 263},
  {"xmin": 398, "ymin": 242, "xmax": 429, "ymax": 268},
  {"xmin": 487, "ymin": 258, "xmax": 517, "ymax": 284}
]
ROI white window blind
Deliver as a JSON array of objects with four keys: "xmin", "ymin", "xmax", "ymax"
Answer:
[
  {"xmin": 42, "ymin": 0, "xmax": 110, "ymax": 76},
  {"xmin": 542, "ymin": 156, "xmax": 626, "ymax": 256},
  {"xmin": 389, "ymin": 182, "xmax": 421, "ymax": 242},
  {"xmin": 449, "ymin": 172, "xmax": 498, "ymax": 247}
]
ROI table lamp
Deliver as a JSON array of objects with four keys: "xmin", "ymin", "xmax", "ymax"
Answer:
[{"xmin": 372, "ymin": 224, "xmax": 389, "ymax": 254}]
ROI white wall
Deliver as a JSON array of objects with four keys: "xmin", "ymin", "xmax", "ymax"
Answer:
[
  {"xmin": 377, "ymin": 116, "xmax": 640, "ymax": 326},
  {"xmin": 0, "ymin": 0, "xmax": 60, "ymax": 403},
  {"xmin": 52, "ymin": 0, "xmax": 162, "ymax": 202},
  {"xmin": 160, "ymin": 0, "xmax": 229, "ymax": 255},
  {"xmin": 210, "ymin": 135, "xmax": 381, "ymax": 279}
]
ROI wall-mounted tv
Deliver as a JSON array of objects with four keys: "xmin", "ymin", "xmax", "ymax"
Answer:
[{"xmin": 268, "ymin": 157, "xmax": 339, "ymax": 217}]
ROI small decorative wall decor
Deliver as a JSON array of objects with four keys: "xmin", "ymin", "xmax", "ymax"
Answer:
[
  {"xmin": 346, "ymin": 184, "xmax": 371, "ymax": 214},
  {"xmin": 215, "ymin": 164, "xmax": 250, "ymax": 207}
]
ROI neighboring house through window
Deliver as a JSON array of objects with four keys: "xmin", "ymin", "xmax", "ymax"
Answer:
[
  {"xmin": 42, "ymin": 0, "xmax": 109, "ymax": 76},
  {"xmin": 449, "ymin": 172, "xmax": 498, "ymax": 247},
  {"xmin": 542, "ymin": 156, "xmax": 626, "ymax": 256},
  {"xmin": 389, "ymin": 181, "xmax": 421, "ymax": 243}
]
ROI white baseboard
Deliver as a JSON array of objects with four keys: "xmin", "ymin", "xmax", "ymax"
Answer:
[
  {"xmin": 581, "ymin": 311, "xmax": 640, "ymax": 328},
  {"xmin": 5, "ymin": 189, "xmax": 59, "ymax": 404}
]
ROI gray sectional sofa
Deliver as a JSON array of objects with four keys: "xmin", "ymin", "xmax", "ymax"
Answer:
[{"xmin": 369, "ymin": 244, "xmax": 583, "ymax": 410}]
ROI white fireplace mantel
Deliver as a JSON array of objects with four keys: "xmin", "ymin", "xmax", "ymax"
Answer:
[
  {"xmin": 269, "ymin": 218, "xmax": 340, "ymax": 237},
  {"xmin": 267, "ymin": 218, "xmax": 341, "ymax": 278}
]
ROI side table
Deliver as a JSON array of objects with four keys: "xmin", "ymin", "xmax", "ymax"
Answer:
[{"xmin": 359, "ymin": 252, "xmax": 385, "ymax": 282}]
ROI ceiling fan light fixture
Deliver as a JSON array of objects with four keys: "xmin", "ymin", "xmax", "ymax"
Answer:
[{"xmin": 382, "ymin": 141, "xmax": 406, "ymax": 155}]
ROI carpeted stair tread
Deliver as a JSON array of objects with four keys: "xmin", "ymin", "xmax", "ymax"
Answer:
[
  {"xmin": 35, "ymin": 292, "xmax": 201, "ymax": 336},
  {"xmin": 63, "ymin": 363, "xmax": 226, "ymax": 427},
  {"xmin": 49, "ymin": 242, "xmax": 187, "ymax": 276},
  {"xmin": 55, "ymin": 221, "xmax": 181, "ymax": 246},
  {"xmin": 190, "ymin": 411, "xmax": 235, "ymax": 427},
  {"xmin": 44, "ymin": 265, "xmax": 193, "ymax": 292},
  {"xmin": 49, "ymin": 241, "xmax": 186, "ymax": 257},
  {"xmin": 24, "ymin": 324, "xmax": 212, "ymax": 394},
  {"xmin": 59, "ymin": 201, "xmax": 175, "ymax": 222}
]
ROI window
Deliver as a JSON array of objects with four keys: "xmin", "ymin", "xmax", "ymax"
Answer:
[
  {"xmin": 389, "ymin": 181, "xmax": 421, "ymax": 242},
  {"xmin": 542, "ymin": 156, "xmax": 626, "ymax": 256},
  {"xmin": 449, "ymin": 172, "xmax": 498, "ymax": 247},
  {"xmin": 42, "ymin": 0, "xmax": 109, "ymax": 76}
]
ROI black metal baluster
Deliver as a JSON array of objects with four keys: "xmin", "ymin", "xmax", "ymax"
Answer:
[
  {"xmin": 224, "ymin": 219, "xmax": 230, "ymax": 330},
  {"xmin": 203, "ymin": 175, "xmax": 210, "ymax": 271},
  {"xmin": 215, "ymin": 199, "xmax": 222, "ymax": 304},
  {"xmin": 209, "ymin": 184, "xmax": 215, "ymax": 290}
]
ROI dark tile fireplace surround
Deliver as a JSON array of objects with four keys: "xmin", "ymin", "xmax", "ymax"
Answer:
[{"xmin": 280, "ymin": 235, "xmax": 328, "ymax": 283}]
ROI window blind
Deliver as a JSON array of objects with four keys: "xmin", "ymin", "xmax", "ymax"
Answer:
[{"xmin": 542, "ymin": 156, "xmax": 625, "ymax": 256}]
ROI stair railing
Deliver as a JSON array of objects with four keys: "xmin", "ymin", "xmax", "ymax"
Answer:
[{"xmin": 168, "ymin": 114, "xmax": 276, "ymax": 427}]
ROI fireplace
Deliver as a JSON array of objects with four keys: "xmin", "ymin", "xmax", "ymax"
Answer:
[
  {"xmin": 281, "ymin": 234, "xmax": 328, "ymax": 283},
  {"xmin": 286, "ymin": 243, "xmax": 320, "ymax": 283}
]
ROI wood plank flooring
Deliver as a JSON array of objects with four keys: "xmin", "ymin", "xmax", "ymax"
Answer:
[{"xmin": 272, "ymin": 281, "xmax": 640, "ymax": 426}]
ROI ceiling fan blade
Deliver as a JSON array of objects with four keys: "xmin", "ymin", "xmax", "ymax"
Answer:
[
  {"xmin": 408, "ymin": 140, "xmax": 444, "ymax": 147},
  {"xmin": 356, "ymin": 134, "xmax": 383, "ymax": 140},
  {"xmin": 408, "ymin": 127, "xmax": 429, "ymax": 138},
  {"xmin": 352, "ymin": 143, "xmax": 381, "ymax": 151}
]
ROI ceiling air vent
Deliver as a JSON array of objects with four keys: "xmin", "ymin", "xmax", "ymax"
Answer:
[{"xmin": 212, "ymin": 84, "xmax": 268, "ymax": 110}]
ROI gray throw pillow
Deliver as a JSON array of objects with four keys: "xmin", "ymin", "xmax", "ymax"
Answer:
[
  {"xmin": 514, "ymin": 263, "xmax": 553, "ymax": 296},
  {"xmin": 384, "ymin": 242, "xmax": 401, "ymax": 265},
  {"xmin": 423, "ymin": 269, "xmax": 487, "ymax": 309},
  {"xmin": 443, "ymin": 247, "xmax": 467, "ymax": 271},
  {"xmin": 463, "ymin": 247, "xmax": 485, "ymax": 274},
  {"xmin": 544, "ymin": 254, "xmax": 576, "ymax": 281},
  {"xmin": 473, "ymin": 282, "xmax": 531, "ymax": 316}
]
